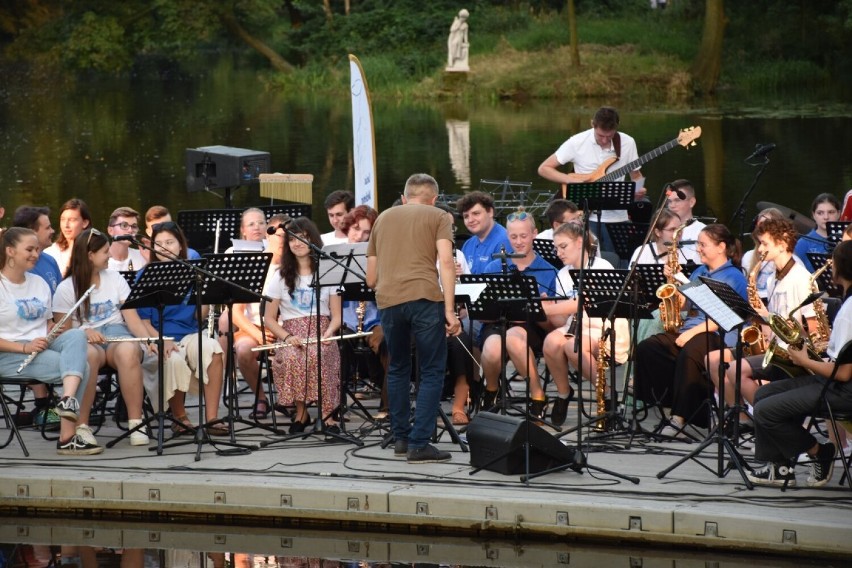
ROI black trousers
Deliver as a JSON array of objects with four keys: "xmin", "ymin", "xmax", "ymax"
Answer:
[{"xmin": 634, "ymin": 331, "xmax": 722, "ymax": 428}]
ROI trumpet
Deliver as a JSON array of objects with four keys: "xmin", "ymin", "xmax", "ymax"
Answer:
[
  {"xmin": 251, "ymin": 331, "xmax": 373, "ymax": 352},
  {"xmin": 17, "ymin": 284, "xmax": 96, "ymax": 373}
]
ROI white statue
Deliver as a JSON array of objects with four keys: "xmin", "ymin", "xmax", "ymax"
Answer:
[{"xmin": 446, "ymin": 9, "xmax": 470, "ymax": 72}]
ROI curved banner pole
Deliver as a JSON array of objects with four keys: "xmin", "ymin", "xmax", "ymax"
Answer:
[{"xmin": 348, "ymin": 54, "xmax": 378, "ymax": 209}]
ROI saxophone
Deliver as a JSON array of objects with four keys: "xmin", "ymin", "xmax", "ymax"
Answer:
[
  {"xmin": 594, "ymin": 331, "xmax": 610, "ymax": 432},
  {"xmin": 656, "ymin": 220, "xmax": 689, "ymax": 333},
  {"xmin": 741, "ymin": 251, "xmax": 767, "ymax": 356},
  {"xmin": 809, "ymin": 259, "xmax": 832, "ymax": 353}
]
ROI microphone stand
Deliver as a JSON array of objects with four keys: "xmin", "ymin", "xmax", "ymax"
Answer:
[{"xmin": 729, "ymin": 152, "xmax": 771, "ymax": 243}]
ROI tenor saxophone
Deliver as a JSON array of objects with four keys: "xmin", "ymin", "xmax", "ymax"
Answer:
[
  {"xmin": 808, "ymin": 259, "xmax": 832, "ymax": 353},
  {"xmin": 656, "ymin": 220, "xmax": 690, "ymax": 333},
  {"xmin": 741, "ymin": 251, "xmax": 767, "ymax": 356}
]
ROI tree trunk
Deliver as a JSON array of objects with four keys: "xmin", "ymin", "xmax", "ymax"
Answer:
[
  {"xmin": 691, "ymin": 0, "xmax": 725, "ymax": 94},
  {"xmin": 568, "ymin": 0, "xmax": 580, "ymax": 67},
  {"xmin": 218, "ymin": 11, "xmax": 295, "ymax": 73},
  {"xmin": 322, "ymin": 0, "xmax": 333, "ymax": 23}
]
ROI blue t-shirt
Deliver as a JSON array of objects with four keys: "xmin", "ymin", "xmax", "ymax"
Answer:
[
  {"xmin": 681, "ymin": 260, "xmax": 748, "ymax": 345},
  {"xmin": 134, "ymin": 250, "xmax": 203, "ymax": 341},
  {"xmin": 793, "ymin": 229, "xmax": 832, "ymax": 272},
  {"xmin": 482, "ymin": 253, "xmax": 558, "ymax": 296},
  {"xmin": 461, "ymin": 223, "xmax": 513, "ymax": 275},
  {"xmin": 30, "ymin": 253, "xmax": 63, "ymax": 294}
]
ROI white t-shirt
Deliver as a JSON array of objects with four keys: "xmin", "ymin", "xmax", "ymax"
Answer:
[
  {"xmin": 43, "ymin": 243, "xmax": 71, "ymax": 276},
  {"xmin": 108, "ymin": 248, "xmax": 147, "ymax": 272},
  {"xmin": 242, "ymin": 263, "xmax": 280, "ymax": 325},
  {"xmin": 552, "ymin": 257, "xmax": 630, "ymax": 363},
  {"xmin": 553, "ymin": 128, "xmax": 640, "ymax": 224},
  {"xmin": 53, "ymin": 269, "xmax": 131, "ymax": 329},
  {"xmin": 679, "ymin": 219, "xmax": 706, "ymax": 265},
  {"xmin": 742, "ymin": 249, "xmax": 806, "ymax": 300},
  {"xmin": 0, "ymin": 273, "xmax": 52, "ymax": 341},
  {"xmin": 827, "ymin": 295, "xmax": 852, "ymax": 360},
  {"xmin": 267, "ymin": 272, "xmax": 331, "ymax": 321},
  {"xmin": 321, "ymin": 232, "xmax": 349, "ymax": 246},
  {"xmin": 629, "ymin": 242, "xmax": 668, "ymax": 265}
]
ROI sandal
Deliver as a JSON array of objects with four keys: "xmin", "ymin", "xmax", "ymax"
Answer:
[
  {"xmin": 206, "ymin": 423, "xmax": 230, "ymax": 437},
  {"xmin": 249, "ymin": 399, "xmax": 270, "ymax": 419},
  {"xmin": 452, "ymin": 411, "xmax": 470, "ymax": 425},
  {"xmin": 170, "ymin": 415, "xmax": 194, "ymax": 435}
]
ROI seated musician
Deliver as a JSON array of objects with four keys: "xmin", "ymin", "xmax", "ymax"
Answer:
[
  {"xmin": 134, "ymin": 221, "xmax": 228, "ymax": 436},
  {"xmin": 535, "ymin": 199, "xmax": 583, "ymax": 240},
  {"xmin": 633, "ymin": 224, "xmax": 748, "ymax": 439},
  {"xmin": 629, "ymin": 209, "xmax": 682, "ymax": 265},
  {"xmin": 706, "ymin": 218, "xmax": 816, "ymax": 429},
  {"xmin": 542, "ymin": 223, "xmax": 630, "ymax": 426},
  {"xmin": 740, "ymin": 208, "xmax": 792, "ymax": 301},
  {"xmin": 263, "ymin": 217, "xmax": 342, "ymax": 434},
  {"xmin": 663, "ymin": 179, "xmax": 704, "ymax": 264},
  {"xmin": 216, "ymin": 212, "xmax": 288, "ymax": 420},
  {"xmin": 456, "ymin": 191, "xmax": 512, "ymax": 275},
  {"xmin": 0, "ymin": 228, "xmax": 100, "ymax": 455},
  {"xmin": 748, "ymin": 240, "xmax": 852, "ymax": 487},
  {"xmin": 321, "ymin": 190, "xmax": 354, "ymax": 246},
  {"xmin": 44, "ymin": 198, "xmax": 93, "ymax": 276},
  {"xmin": 794, "ymin": 193, "xmax": 840, "ymax": 272},
  {"xmin": 479, "ymin": 208, "xmax": 557, "ymax": 418},
  {"xmin": 140, "ymin": 205, "xmax": 172, "ymax": 264},
  {"xmin": 106, "ymin": 206, "xmax": 147, "ymax": 271},
  {"xmin": 336, "ymin": 205, "xmax": 388, "ymax": 416},
  {"xmin": 54, "ymin": 228, "xmax": 152, "ymax": 446}
]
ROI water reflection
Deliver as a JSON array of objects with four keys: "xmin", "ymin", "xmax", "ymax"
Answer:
[
  {"xmin": 0, "ymin": 517, "xmax": 837, "ymax": 568},
  {"xmin": 0, "ymin": 56, "xmax": 851, "ymax": 237}
]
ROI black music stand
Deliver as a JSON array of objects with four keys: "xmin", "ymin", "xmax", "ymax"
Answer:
[
  {"xmin": 563, "ymin": 182, "xmax": 635, "ymax": 218},
  {"xmin": 656, "ymin": 277, "xmax": 757, "ymax": 488},
  {"xmin": 826, "ymin": 221, "xmax": 846, "ymax": 244},
  {"xmin": 193, "ymin": 252, "xmax": 278, "ymax": 440},
  {"xmin": 338, "ymin": 281, "xmax": 385, "ymax": 431},
  {"xmin": 177, "ymin": 205, "xmax": 311, "ymax": 255},
  {"xmin": 807, "ymin": 252, "xmax": 841, "ymax": 297},
  {"xmin": 607, "ymin": 222, "xmax": 649, "ymax": 265},
  {"xmin": 119, "ymin": 270, "xmax": 138, "ymax": 288},
  {"xmin": 531, "ymin": 239, "xmax": 560, "ymax": 270},
  {"xmin": 116, "ymin": 261, "xmax": 196, "ymax": 455}
]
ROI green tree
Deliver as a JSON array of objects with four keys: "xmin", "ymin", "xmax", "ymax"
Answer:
[{"xmin": 691, "ymin": 0, "xmax": 725, "ymax": 93}]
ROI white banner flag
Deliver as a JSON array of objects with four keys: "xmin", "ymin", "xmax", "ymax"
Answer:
[{"xmin": 349, "ymin": 54, "xmax": 377, "ymax": 209}]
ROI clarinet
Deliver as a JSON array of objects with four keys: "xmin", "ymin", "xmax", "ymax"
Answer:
[
  {"xmin": 208, "ymin": 219, "xmax": 221, "ymax": 338},
  {"xmin": 17, "ymin": 284, "xmax": 97, "ymax": 373}
]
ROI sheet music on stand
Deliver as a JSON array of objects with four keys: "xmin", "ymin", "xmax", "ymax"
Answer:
[
  {"xmin": 320, "ymin": 242, "xmax": 368, "ymax": 285},
  {"xmin": 531, "ymin": 239, "xmax": 560, "ymax": 269},
  {"xmin": 679, "ymin": 277, "xmax": 753, "ymax": 333},
  {"xmin": 562, "ymin": 182, "xmax": 635, "ymax": 212},
  {"xmin": 459, "ymin": 273, "xmax": 545, "ymax": 322},
  {"xmin": 567, "ymin": 269, "xmax": 653, "ymax": 319},
  {"xmin": 826, "ymin": 221, "xmax": 846, "ymax": 243}
]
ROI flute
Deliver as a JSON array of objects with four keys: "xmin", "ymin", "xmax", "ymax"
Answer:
[
  {"xmin": 17, "ymin": 284, "xmax": 97, "ymax": 373},
  {"xmin": 103, "ymin": 336, "xmax": 174, "ymax": 343},
  {"xmin": 251, "ymin": 331, "xmax": 373, "ymax": 352}
]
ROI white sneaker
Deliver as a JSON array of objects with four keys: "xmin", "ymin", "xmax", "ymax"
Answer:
[
  {"xmin": 128, "ymin": 419, "xmax": 150, "ymax": 446},
  {"xmin": 75, "ymin": 424, "xmax": 98, "ymax": 446}
]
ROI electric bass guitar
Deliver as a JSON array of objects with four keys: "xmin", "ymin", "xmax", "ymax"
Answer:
[{"xmin": 561, "ymin": 125, "xmax": 702, "ymax": 199}]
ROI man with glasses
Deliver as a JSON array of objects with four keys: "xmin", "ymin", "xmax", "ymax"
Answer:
[
  {"xmin": 479, "ymin": 209, "xmax": 558, "ymax": 418},
  {"xmin": 107, "ymin": 207, "xmax": 147, "ymax": 271},
  {"xmin": 537, "ymin": 106, "xmax": 646, "ymax": 254}
]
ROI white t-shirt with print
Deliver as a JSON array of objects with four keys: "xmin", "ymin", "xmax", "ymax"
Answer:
[
  {"xmin": 53, "ymin": 269, "xmax": 131, "ymax": 329},
  {"xmin": 0, "ymin": 273, "xmax": 52, "ymax": 341}
]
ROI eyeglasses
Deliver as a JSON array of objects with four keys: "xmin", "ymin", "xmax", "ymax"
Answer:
[
  {"xmin": 110, "ymin": 221, "xmax": 139, "ymax": 231},
  {"xmin": 506, "ymin": 210, "xmax": 531, "ymax": 222},
  {"xmin": 154, "ymin": 239, "xmax": 178, "ymax": 249},
  {"xmin": 152, "ymin": 221, "xmax": 179, "ymax": 233},
  {"xmin": 86, "ymin": 228, "xmax": 103, "ymax": 246}
]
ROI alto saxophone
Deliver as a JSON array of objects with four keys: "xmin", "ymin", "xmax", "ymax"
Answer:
[
  {"xmin": 741, "ymin": 251, "xmax": 767, "ymax": 356},
  {"xmin": 656, "ymin": 220, "xmax": 689, "ymax": 333},
  {"xmin": 594, "ymin": 332, "xmax": 610, "ymax": 432},
  {"xmin": 808, "ymin": 259, "xmax": 832, "ymax": 353}
]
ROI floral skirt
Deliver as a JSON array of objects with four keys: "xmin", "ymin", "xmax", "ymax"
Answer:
[{"xmin": 271, "ymin": 315, "xmax": 340, "ymax": 417}]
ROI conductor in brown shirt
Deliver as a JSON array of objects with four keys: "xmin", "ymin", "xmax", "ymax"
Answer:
[{"xmin": 367, "ymin": 173, "xmax": 461, "ymax": 463}]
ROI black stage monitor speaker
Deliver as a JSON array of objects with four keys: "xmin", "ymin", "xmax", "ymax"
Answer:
[
  {"xmin": 467, "ymin": 412, "xmax": 575, "ymax": 475},
  {"xmin": 185, "ymin": 145, "xmax": 271, "ymax": 192}
]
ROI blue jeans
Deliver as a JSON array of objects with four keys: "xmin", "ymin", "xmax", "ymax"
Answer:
[
  {"xmin": 380, "ymin": 300, "xmax": 447, "ymax": 449},
  {"xmin": 0, "ymin": 328, "xmax": 90, "ymax": 396}
]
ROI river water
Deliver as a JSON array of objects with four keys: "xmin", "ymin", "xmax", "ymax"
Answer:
[{"xmin": 1, "ymin": 56, "xmax": 851, "ymax": 235}]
